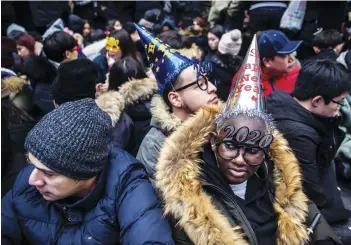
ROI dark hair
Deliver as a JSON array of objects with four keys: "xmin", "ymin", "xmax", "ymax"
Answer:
[
  {"xmin": 90, "ymin": 29, "xmax": 106, "ymax": 42},
  {"xmin": 208, "ymin": 25, "xmax": 225, "ymax": 40},
  {"xmin": 124, "ymin": 22, "xmax": 137, "ymax": 34},
  {"xmin": 109, "ymin": 29, "xmax": 139, "ymax": 61},
  {"xmin": 194, "ymin": 17, "xmax": 206, "ymax": 28},
  {"xmin": 108, "ymin": 57, "xmax": 147, "ymax": 90},
  {"xmin": 43, "ymin": 31, "xmax": 77, "ymax": 63},
  {"xmin": 159, "ymin": 30, "xmax": 185, "ymax": 49},
  {"xmin": 313, "ymin": 29, "xmax": 342, "ymax": 50},
  {"xmin": 15, "ymin": 34, "xmax": 36, "ymax": 54},
  {"xmin": 23, "ymin": 56, "xmax": 57, "ymax": 87},
  {"xmin": 292, "ymin": 59, "xmax": 351, "ymax": 104}
]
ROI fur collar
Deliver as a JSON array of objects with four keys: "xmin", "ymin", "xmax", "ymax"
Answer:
[
  {"xmin": 2, "ymin": 76, "xmax": 28, "ymax": 95},
  {"xmin": 156, "ymin": 105, "xmax": 309, "ymax": 245},
  {"xmin": 96, "ymin": 77, "xmax": 157, "ymax": 126},
  {"xmin": 150, "ymin": 95, "xmax": 182, "ymax": 134}
]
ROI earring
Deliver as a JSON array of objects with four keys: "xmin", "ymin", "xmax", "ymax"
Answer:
[{"xmin": 255, "ymin": 161, "xmax": 268, "ymax": 181}]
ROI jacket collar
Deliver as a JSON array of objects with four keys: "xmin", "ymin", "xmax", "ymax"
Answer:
[
  {"xmin": 149, "ymin": 95, "xmax": 182, "ymax": 135},
  {"xmin": 96, "ymin": 76, "xmax": 157, "ymax": 126},
  {"xmin": 156, "ymin": 105, "xmax": 309, "ymax": 245}
]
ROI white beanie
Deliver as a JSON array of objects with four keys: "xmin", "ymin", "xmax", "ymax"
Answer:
[{"xmin": 218, "ymin": 29, "xmax": 242, "ymax": 56}]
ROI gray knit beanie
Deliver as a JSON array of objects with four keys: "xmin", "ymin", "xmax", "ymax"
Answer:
[
  {"xmin": 218, "ymin": 29, "xmax": 242, "ymax": 56},
  {"xmin": 25, "ymin": 98, "xmax": 112, "ymax": 180}
]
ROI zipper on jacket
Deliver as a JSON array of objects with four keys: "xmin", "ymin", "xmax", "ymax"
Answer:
[
  {"xmin": 270, "ymin": 77, "xmax": 275, "ymax": 92},
  {"xmin": 204, "ymin": 183, "xmax": 259, "ymax": 245}
]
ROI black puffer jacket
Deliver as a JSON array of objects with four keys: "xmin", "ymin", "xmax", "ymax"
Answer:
[
  {"xmin": 267, "ymin": 90, "xmax": 350, "ymax": 225},
  {"xmin": 210, "ymin": 52, "xmax": 243, "ymax": 101}
]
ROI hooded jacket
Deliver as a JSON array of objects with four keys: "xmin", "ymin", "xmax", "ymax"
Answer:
[
  {"xmin": 210, "ymin": 52, "xmax": 243, "ymax": 101},
  {"xmin": 136, "ymin": 95, "xmax": 182, "ymax": 177},
  {"xmin": 155, "ymin": 104, "xmax": 341, "ymax": 245},
  {"xmin": 267, "ymin": 90, "xmax": 350, "ymax": 225},
  {"xmin": 2, "ymin": 147, "xmax": 175, "ymax": 245},
  {"xmin": 96, "ymin": 76, "xmax": 157, "ymax": 156}
]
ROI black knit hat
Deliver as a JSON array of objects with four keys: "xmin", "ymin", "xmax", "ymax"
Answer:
[
  {"xmin": 25, "ymin": 98, "xmax": 112, "ymax": 180},
  {"xmin": 52, "ymin": 59, "xmax": 98, "ymax": 105}
]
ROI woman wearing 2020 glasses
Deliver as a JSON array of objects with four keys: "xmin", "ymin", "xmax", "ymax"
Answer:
[{"xmin": 155, "ymin": 36, "xmax": 342, "ymax": 245}]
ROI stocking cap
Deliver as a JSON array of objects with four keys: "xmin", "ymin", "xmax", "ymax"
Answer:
[
  {"xmin": 216, "ymin": 35, "xmax": 274, "ymax": 132},
  {"xmin": 134, "ymin": 23, "xmax": 209, "ymax": 94}
]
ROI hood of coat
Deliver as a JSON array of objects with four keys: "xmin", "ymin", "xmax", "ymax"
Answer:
[
  {"xmin": 149, "ymin": 95, "xmax": 182, "ymax": 135},
  {"xmin": 156, "ymin": 104, "xmax": 309, "ymax": 245},
  {"xmin": 96, "ymin": 76, "xmax": 157, "ymax": 126}
]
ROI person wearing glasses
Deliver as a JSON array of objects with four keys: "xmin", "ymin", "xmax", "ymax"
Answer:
[
  {"xmin": 267, "ymin": 59, "xmax": 351, "ymax": 243},
  {"xmin": 156, "ymin": 37, "xmax": 341, "ymax": 245},
  {"xmin": 133, "ymin": 24, "xmax": 219, "ymax": 179}
]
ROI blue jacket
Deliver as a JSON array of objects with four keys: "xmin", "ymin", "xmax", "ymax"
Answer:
[{"xmin": 2, "ymin": 147, "xmax": 174, "ymax": 245}]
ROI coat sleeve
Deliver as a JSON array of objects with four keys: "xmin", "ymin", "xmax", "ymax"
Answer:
[
  {"xmin": 208, "ymin": 0, "xmax": 230, "ymax": 23},
  {"xmin": 307, "ymin": 202, "xmax": 343, "ymax": 245},
  {"xmin": 136, "ymin": 129, "xmax": 164, "ymax": 177},
  {"xmin": 1, "ymin": 190, "xmax": 23, "ymax": 245},
  {"xmin": 283, "ymin": 130, "xmax": 329, "ymax": 209},
  {"xmin": 116, "ymin": 162, "xmax": 174, "ymax": 245}
]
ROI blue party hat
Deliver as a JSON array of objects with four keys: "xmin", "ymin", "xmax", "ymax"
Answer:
[{"xmin": 134, "ymin": 23, "xmax": 196, "ymax": 94}]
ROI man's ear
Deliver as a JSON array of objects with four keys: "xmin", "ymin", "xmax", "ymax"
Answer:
[
  {"xmin": 262, "ymin": 57, "xmax": 271, "ymax": 68},
  {"xmin": 168, "ymin": 91, "xmax": 182, "ymax": 108},
  {"xmin": 53, "ymin": 100, "xmax": 59, "ymax": 108},
  {"xmin": 311, "ymin": 96, "xmax": 323, "ymax": 107},
  {"xmin": 313, "ymin": 46, "xmax": 321, "ymax": 54},
  {"xmin": 64, "ymin": 50, "xmax": 71, "ymax": 60}
]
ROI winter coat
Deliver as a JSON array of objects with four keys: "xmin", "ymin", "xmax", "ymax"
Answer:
[
  {"xmin": 335, "ymin": 94, "xmax": 351, "ymax": 167},
  {"xmin": 96, "ymin": 77, "xmax": 158, "ymax": 157},
  {"xmin": 136, "ymin": 95, "xmax": 181, "ymax": 178},
  {"xmin": 2, "ymin": 76, "xmax": 33, "ymax": 115},
  {"xmin": 301, "ymin": 49, "xmax": 339, "ymax": 66},
  {"xmin": 2, "ymin": 147, "xmax": 175, "ymax": 245},
  {"xmin": 155, "ymin": 104, "xmax": 342, "ymax": 245},
  {"xmin": 1, "ymin": 112, "xmax": 27, "ymax": 198},
  {"xmin": 210, "ymin": 52, "xmax": 243, "ymax": 101},
  {"xmin": 260, "ymin": 65, "xmax": 300, "ymax": 97},
  {"xmin": 267, "ymin": 90, "xmax": 350, "ymax": 225},
  {"xmin": 93, "ymin": 53, "xmax": 109, "ymax": 84},
  {"xmin": 208, "ymin": 0, "xmax": 243, "ymax": 24},
  {"xmin": 29, "ymin": 2, "xmax": 70, "ymax": 30}
]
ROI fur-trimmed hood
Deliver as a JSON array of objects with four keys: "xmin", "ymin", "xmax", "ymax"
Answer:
[
  {"xmin": 156, "ymin": 105, "xmax": 309, "ymax": 245},
  {"xmin": 149, "ymin": 95, "xmax": 182, "ymax": 135},
  {"xmin": 2, "ymin": 76, "xmax": 29, "ymax": 96},
  {"xmin": 96, "ymin": 77, "xmax": 157, "ymax": 126}
]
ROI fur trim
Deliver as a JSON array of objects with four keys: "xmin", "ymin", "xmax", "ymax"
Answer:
[
  {"xmin": 96, "ymin": 77, "xmax": 157, "ymax": 126},
  {"xmin": 2, "ymin": 76, "xmax": 28, "ymax": 94},
  {"xmin": 156, "ymin": 105, "xmax": 309, "ymax": 245},
  {"xmin": 150, "ymin": 95, "xmax": 182, "ymax": 133},
  {"xmin": 177, "ymin": 44, "xmax": 201, "ymax": 60}
]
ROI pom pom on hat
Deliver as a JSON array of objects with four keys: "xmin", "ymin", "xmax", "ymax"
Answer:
[{"xmin": 218, "ymin": 29, "xmax": 242, "ymax": 56}]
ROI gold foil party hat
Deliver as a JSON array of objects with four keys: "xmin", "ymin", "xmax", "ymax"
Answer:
[{"xmin": 216, "ymin": 34, "xmax": 274, "ymax": 132}]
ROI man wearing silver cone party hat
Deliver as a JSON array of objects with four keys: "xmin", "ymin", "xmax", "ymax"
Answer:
[{"xmin": 155, "ymin": 35, "xmax": 342, "ymax": 245}]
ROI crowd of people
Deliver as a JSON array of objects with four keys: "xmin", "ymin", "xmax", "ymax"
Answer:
[{"xmin": 1, "ymin": 1, "xmax": 351, "ymax": 245}]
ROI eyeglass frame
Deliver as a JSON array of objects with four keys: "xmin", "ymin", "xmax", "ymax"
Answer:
[
  {"xmin": 331, "ymin": 99, "xmax": 345, "ymax": 108},
  {"xmin": 214, "ymin": 141, "xmax": 268, "ymax": 166},
  {"xmin": 174, "ymin": 74, "xmax": 215, "ymax": 92}
]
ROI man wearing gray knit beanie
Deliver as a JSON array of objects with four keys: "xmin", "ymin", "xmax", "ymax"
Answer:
[{"xmin": 2, "ymin": 98, "xmax": 174, "ymax": 245}]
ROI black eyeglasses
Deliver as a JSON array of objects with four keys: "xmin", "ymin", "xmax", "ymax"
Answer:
[
  {"xmin": 331, "ymin": 99, "xmax": 345, "ymax": 108},
  {"xmin": 215, "ymin": 141, "xmax": 266, "ymax": 166},
  {"xmin": 174, "ymin": 75, "xmax": 217, "ymax": 92}
]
